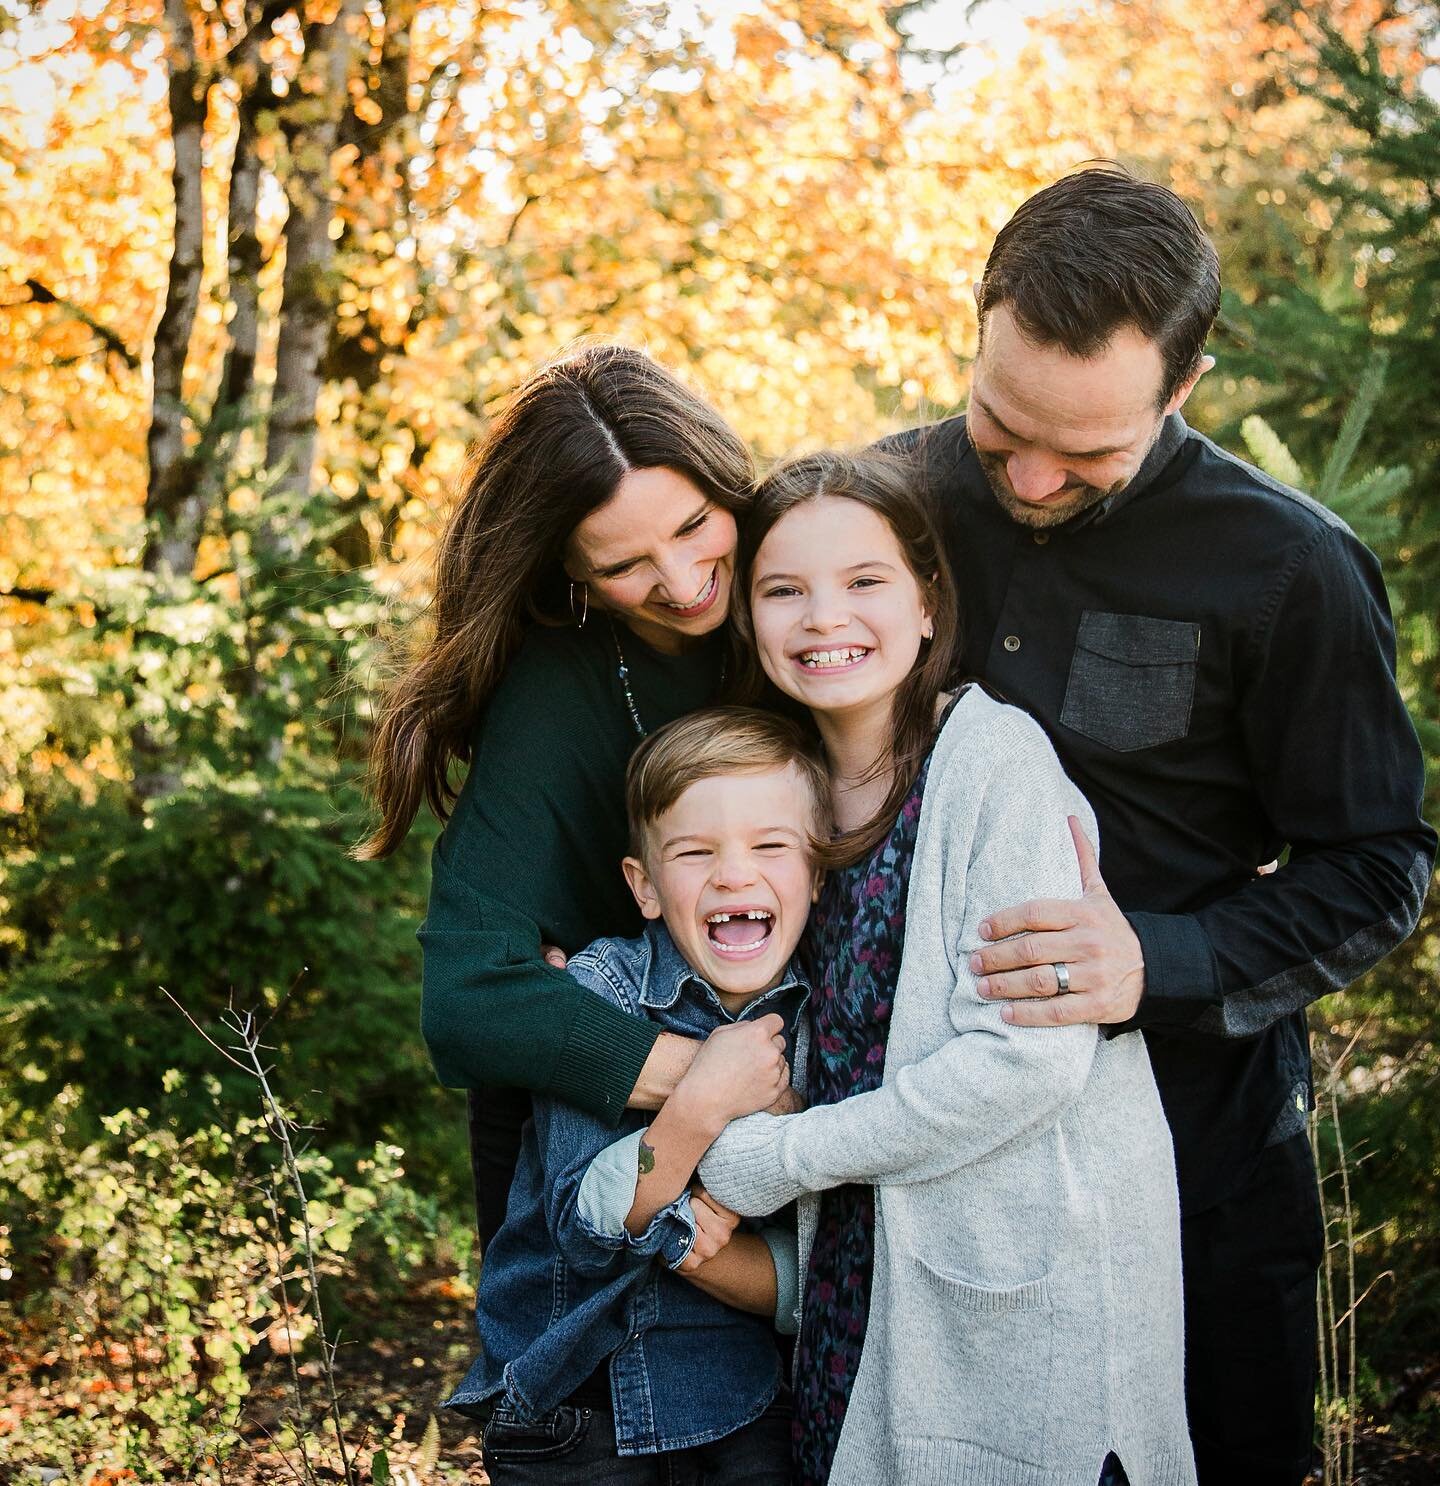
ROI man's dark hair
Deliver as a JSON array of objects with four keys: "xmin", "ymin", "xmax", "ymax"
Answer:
[{"xmin": 976, "ymin": 163, "xmax": 1221, "ymax": 407}]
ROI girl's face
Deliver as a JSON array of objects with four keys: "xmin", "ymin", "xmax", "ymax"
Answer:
[
  {"xmin": 568, "ymin": 467, "xmax": 738, "ymax": 654},
  {"xmin": 749, "ymin": 495, "xmax": 933, "ymax": 721}
]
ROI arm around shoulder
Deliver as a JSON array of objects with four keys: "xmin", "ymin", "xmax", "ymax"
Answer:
[{"xmin": 419, "ymin": 850, "xmax": 660, "ymax": 1123}]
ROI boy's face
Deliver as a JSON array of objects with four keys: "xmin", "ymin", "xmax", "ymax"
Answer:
[{"xmin": 623, "ymin": 764, "xmax": 821, "ymax": 1001}]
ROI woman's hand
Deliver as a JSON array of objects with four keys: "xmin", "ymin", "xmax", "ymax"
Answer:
[{"xmin": 676, "ymin": 1186, "xmax": 741, "ymax": 1273}]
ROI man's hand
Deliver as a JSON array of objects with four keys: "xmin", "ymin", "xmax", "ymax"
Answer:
[
  {"xmin": 541, "ymin": 944, "xmax": 568, "ymax": 969},
  {"xmin": 673, "ymin": 1014, "xmax": 790, "ymax": 1134},
  {"xmin": 969, "ymin": 816, "xmax": 1145, "ymax": 1028},
  {"xmin": 676, "ymin": 1186, "xmax": 740, "ymax": 1274}
]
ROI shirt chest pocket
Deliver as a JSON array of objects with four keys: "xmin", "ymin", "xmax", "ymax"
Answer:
[{"xmin": 1061, "ymin": 610, "xmax": 1201, "ymax": 752}]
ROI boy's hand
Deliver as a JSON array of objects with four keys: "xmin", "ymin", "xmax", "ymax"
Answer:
[
  {"xmin": 765, "ymin": 1086, "xmax": 806, "ymax": 1116},
  {"xmin": 675, "ymin": 1014, "xmax": 789, "ymax": 1133},
  {"xmin": 541, "ymin": 944, "xmax": 568, "ymax": 969},
  {"xmin": 676, "ymin": 1186, "xmax": 740, "ymax": 1274}
]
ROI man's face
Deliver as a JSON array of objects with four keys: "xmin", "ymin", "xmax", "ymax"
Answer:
[{"xmin": 968, "ymin": 304, "xmax": 1200, "ymax": 529}]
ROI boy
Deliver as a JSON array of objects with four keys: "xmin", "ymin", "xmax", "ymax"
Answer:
[{"xmin": 445, "ymin": 707, "xmax": 829, "ymax": 1483}]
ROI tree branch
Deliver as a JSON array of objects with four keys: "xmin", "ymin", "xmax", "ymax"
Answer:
[{"xmin": 3, "ymin": 278, "xmax": 141, "ymax": 370}]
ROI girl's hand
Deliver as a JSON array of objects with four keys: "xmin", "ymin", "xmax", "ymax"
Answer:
[{"xmin": 677, "ymin": 1186, "xmax": 741, "ymax": 1273}]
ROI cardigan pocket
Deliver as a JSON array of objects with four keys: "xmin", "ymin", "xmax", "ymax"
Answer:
[
  {"xmin": 1061, "ymin": 610, "xmax": 1200, "ymax": 752},
  {"xmin": 902, "ymin": 1253, "xmax": 1055, "ymax": 1462},
  {"xmin": 910, "ymin": 1253, "xmax": 1052, "ymax": 1312}
]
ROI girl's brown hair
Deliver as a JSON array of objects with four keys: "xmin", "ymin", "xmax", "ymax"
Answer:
[
  {"xmin": 733, "ymin": 448, "xmax": 959, "ymax": 868},
  {"xmin": 355, "ymin": 343, "xmax": 754, "ymax": 859}
]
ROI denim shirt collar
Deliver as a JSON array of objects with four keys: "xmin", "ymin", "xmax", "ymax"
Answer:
[{"xmin": 636, "ymin": 921, "xmax": 809, "ymax": 1018}]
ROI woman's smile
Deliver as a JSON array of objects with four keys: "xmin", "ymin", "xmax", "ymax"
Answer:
[
  {"xmin": 569, "ymin": 467, "xmax": 739, "ymax": 653},
  {"xmin": 658, "ymin": 567, "xmax": 721, "ymax": 619}
]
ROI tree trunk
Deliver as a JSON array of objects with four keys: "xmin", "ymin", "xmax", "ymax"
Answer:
[
  {"xmin": 142, "ymin": 0, "xmax": 208, "ymax": 579},
  {"xmin": 217, "ymin": 59, "xmax": 266, "ymax": 424},
  {"xmin": 326, "ymin": 0, "xmax": 419, "ymax": 570},
  {"xmin": 261, "ymin": 0, "xmax": 364, "ymax": 541}
]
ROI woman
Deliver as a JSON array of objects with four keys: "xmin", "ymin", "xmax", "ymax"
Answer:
[
  {"xmin": 358, "ymin": 343, "xmax": 774, "ymax": 1247},
  {"xmin": 698, "ymin": 449, "xmax": 1194, "ymax": 1486}
]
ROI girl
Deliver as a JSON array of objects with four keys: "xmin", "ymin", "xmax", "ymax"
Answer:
[{"xmin": 698, "ymin": 449, "xmax": 1195, "ymax": 1486}]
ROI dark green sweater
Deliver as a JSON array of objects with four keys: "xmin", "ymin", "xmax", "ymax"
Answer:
[{"xmin": 418, "ymin": 619, "xmax": 726, "ymax": 1125}]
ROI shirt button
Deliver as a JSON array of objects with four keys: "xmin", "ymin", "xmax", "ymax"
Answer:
[
  {"xmin": 1033, "ymin": 531, "xmax": 1050, "ymax": 545},
  {"xmin": 1003, "ymin": 635, "xmax": 1021, "ymax": 653}
]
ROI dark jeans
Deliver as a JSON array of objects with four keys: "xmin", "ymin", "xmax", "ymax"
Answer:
[
  {"xmin": 1183, "ymin": 1132, "xmax": 1324, "ymax": 1485},
  {"xmin": 482, "ymin": 1398, "xmax": 792, "ymax": 1485}
]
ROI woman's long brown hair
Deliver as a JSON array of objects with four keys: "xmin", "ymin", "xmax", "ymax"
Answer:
[
  {"xmin": 732, "ymin": 448, "xmax": 960, "ymax": 869},
  {"xmin": 354, "ymin": 344, "xmax": 754, "ymax": 859}
]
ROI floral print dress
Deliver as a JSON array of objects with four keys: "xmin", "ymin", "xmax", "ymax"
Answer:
[
  {"xmin": 791, "ymin": 757, "xmax": 932, "ymax": 1485},
  {"xmin": 790, "ymin": 727, "xmax": 1133, "ymax": 1486}
]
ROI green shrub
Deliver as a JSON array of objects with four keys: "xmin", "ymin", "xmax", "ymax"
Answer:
[{"xmin": 0, "ymin": 1087, "xmax": 444, "ymax": 1480}]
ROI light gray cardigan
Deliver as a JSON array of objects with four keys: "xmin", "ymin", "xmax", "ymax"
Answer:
[{"xmin": 698, "ymin": 689, "xmax": 1196, "ymax": 1486}]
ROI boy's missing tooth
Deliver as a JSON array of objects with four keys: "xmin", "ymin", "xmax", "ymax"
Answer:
[{"xmin": 445, "ymin": 706, "xmax": 829, "ymax": 1485}]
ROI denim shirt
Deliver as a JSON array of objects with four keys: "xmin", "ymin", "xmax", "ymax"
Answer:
[{"xmin": 445, "ymin": 922, "xmax": 806, "ymax": 1455}]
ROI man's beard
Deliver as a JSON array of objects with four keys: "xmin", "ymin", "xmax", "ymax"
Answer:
[{"xmin": 976, "ymin": 451, "xmax": 1124, "ymax": 530}]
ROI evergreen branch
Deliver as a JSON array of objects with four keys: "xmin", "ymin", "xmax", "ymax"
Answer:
[
  {"xmin": 1240, "ymin": 415, "xmax": 1305, "ymax": 488},
  {"xmin": 1318, "ymin": 349, "xmax": 1389, "ymax": 503}
]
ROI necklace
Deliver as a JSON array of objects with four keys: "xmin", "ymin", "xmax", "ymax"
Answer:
[
  {"xmin": 609, "ymin": 617, "xmax": 648, "ymax": 738},
  {"xmin": 608, "ymin": 615, "xmax": 727, "ymax": 739}
]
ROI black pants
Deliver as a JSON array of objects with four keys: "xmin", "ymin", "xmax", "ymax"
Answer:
[
  {"xmin": 1182, "ymin": 1133, "xmax": 1324, "ymax": 1485},
  {"xmin": 469, "ymin": 1086, "xmax": 530, "ymax": 1252}
]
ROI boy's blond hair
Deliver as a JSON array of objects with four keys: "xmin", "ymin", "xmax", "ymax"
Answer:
[{"xmin": 625, "ymin": 706, "xmax": 832, "ymax": 858}]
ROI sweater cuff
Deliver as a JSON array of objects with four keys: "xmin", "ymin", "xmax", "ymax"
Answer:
[
  {"xmin": 1111, "ymin": 910, "xmax": 1221, "ymax": 1036},
  {"xmin": 550, "ymin": 996, "xmax": 661, "ymax": 1128},
  {"xmin": 696, "ymin": 1112, "xmax": 801, "ymax": 1216}
]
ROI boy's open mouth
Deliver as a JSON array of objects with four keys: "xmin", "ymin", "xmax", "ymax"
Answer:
[{"xmin": 704, "ymin": 909, "xmax": 775, "ymax": 956}]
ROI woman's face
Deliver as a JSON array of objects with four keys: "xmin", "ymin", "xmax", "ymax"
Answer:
[
  {"xmin": 749, "ymin": 495, "xmax": 933, "ymax": 721},
  {"xmin": 568, "ymin": 467, "xmax": 738, "ymax": 654}
]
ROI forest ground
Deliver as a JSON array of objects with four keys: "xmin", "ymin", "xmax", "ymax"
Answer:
[{"xmin": 4, "ymin": 1262, "xmax": 1438, "ymax": 1484}]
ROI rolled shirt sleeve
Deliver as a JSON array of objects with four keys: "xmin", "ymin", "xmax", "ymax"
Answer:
[{"xmin": 1121, "ymin": 525, "xmax": 1435, "ymax": 1038}]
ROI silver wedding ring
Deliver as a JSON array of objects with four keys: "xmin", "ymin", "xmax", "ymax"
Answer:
[{"xmin": 1054, "ymin": 961, "xmax": 1071, "ymax": 994}]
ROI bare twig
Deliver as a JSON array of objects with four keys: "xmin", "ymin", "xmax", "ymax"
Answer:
[
  {"xmin": 165, "ymin": 987, "xmax": 359, "ymax": 1485},
  {"xmin": 224, "ymin": 1006, "xmax": 357, "ymax": 1486},
  {"xmin": 263, "ymin": 1177, "xmax": 315, "ymax": 1484},
  {"xmin": 159, "ymin": 986, "xmax": 255, "ymax": 1075}
]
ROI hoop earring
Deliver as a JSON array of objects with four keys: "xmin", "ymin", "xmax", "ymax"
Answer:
[{"xmin": 569, "ymin": 581, "xmax": 589, "ymax": 628}]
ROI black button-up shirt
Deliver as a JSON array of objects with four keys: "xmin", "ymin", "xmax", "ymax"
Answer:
[{"xmin": 903, "ymin": 414, "xmax": 1435, "ymax": 1215}]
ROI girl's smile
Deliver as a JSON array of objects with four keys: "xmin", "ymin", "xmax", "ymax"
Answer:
[{"xmin": 750, "ymin": 495, "xmax": 932, "ymax": 722}]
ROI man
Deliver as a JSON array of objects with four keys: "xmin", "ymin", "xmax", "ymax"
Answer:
[{"xmin": 900, "ymin": 166, "xmax": 1435, "ymax": 1484}]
